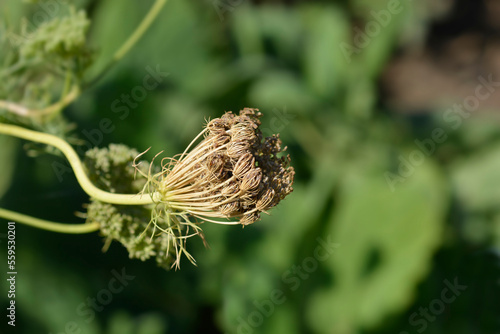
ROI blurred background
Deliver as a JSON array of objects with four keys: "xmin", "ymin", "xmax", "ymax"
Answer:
[{"xmin": 1, "ymin": 0, "xmax": 500, "ymax": 333}]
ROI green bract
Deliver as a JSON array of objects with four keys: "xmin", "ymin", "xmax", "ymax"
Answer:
[{"xmin": 84, "ymin": 144, "xmax": 177, "ymax": 269}]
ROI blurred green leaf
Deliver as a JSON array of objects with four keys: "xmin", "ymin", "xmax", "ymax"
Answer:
[
  {"xmin": 259, "ymin": 6, "xmax": 303, "ymax": 63},
  {"xmin": 137, "ymin": 313, "xmax": 168, "ymax": 334},
  {"xmin": 107, "ymin": 311, "xmax": 134, "ymax": 334},
  {"xmin": 307, "ymin": 156, "xmax": 448, "ymax": 333},
  {"xmin": 219, "ymin": 158, "xmax": 339, "ymax": 333},
  {"xmin": 248, "ymin": 71, "xmax": 317, "ymax": 115},
  {"xmin": 231, "ymin": 5, "xmax": 264, "ymax": 57},
  {"xmin": 265, "ymin": 303, "xmax": 299, "ymax": 334},
  {"xmin": 452, "ymin": 143, "xmax": 500, "ymax": 211},
  {"xmin": 15, "ymin": 248, "xmax": 100, "ymax": 333},
  {"xmin": 106, "ymin": 311, "xmax": 167, "ymax": 334},
  {"xmin": 87, "ymin": 0, "xmax": 141, "ymax": 81},
  {"xmin": 357, "ymin": 11, "xmax": 405, "ymax": 80},
  {"xmin": 494, "ymin": 214, "xmax": 500, "ymax": 250},
  {"xmin": 0, "ymin": 135, "xmax": 17, "ymax": 200},
  {"xmin": 301, "ymin": 5, "xmax": 349, "ymax": 99}
]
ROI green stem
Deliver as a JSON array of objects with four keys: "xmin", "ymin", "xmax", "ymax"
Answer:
[
  {"xmin": 86, "ymin": 0, "xmax": 168, "ymax": 88},
  {"xmin": 0, "ymin": 208, "xmax": 100, "ymax": 234},
  {"xmin": 114, "ymin": 0, "xmax": 168, "ymax": 62},
  {"xmin": 0, "ymin": 85, "xmax": 80, "ymax": 117},
  {"xmin": 0, "ymin": 123, "xmax": 160, "ymax": 205}
]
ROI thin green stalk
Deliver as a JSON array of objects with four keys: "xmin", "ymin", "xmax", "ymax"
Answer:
[
  {"xmin": 0, "ymin": 123, "xmax": 160, "ymax": 205},
  {"xmin": 0, "ymin": 208, "xmax": 99, "ymax": 234},
  {"xmin": 86, "ymin": 0, "xmax": 168, "ymax": 88},
  {"xmin": 113, "ymin": 0, "xmax": 168, "ymax": 62},
  {"xmin": 0, "ymin": 85, "xmax": 80, "ymax": 117}
]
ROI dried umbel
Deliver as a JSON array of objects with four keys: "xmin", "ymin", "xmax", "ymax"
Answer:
[
  {"xmin": 138, "ymin": 108, "xmax": 294, "ymax": 267},
  {"xmin": 158, "ymin": 108, "xmax": 294, "ymax": 224}
]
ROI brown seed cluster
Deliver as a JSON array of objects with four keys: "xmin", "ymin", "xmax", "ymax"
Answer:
[{"xmin": 159, "ymin": 108, "xmax": 294, "ymax": 226}]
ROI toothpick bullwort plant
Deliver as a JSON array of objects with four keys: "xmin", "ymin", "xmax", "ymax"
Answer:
[
  {"xmin": 154, "ymin": 108, "xmax": 294, "ymax": 226},
  {"xmin": 0, "ymin": 1, "xmax": 294, "ymax": 269},
  {"xmin": 0, "ymin": 109, "xmax": 294, "ymax": 269},
  {"xmin": 144, "ymin": 108, "xmax": 295, "ymax": 267}
]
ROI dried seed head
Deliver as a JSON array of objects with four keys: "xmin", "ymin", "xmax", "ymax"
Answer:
[
  {"xmin": 220, "ymin": 181, "xmax": 240, "ymax": 196},
  {"xmin": 227, "ymin": 141, "xmax": 250, "ymax": 160},
  {"xmin": 158, "ymin": 107, "xmax": 294, "ymax": 235},
  {"xmin": 207, "ymin": 118, "xmax": 228, "ymax": 135},
  {"xmin": 256, "ymin": 188, "xmax": 275, "ymax": 211},
  {"xmin": 206, "ymin": 154, "xmax": 225, "ymax": 178},
  {"xmin": 219, "ymin": 201, "xmax": 240, "ymax": 216},
  {"xmin": 240, "ymin": 167, "xmax": 262, "ymax": 192},
  {"xmin": 240, "ymin": 212, "xmax": 261, "ymax": 226},
  {"xmin": 233, "ymin": 153, "xmax": 254, "ymax": 179},
  {"xmin": 220, "ymin": 111, "xmax": 235, "ymax": 124},
  {"xmin": 212, "ymin": 134, "xmax": 230, "ymax": 148},
  {"xmin": 230, "ymin": 122, "xmax": 256, "ymax": 143}
]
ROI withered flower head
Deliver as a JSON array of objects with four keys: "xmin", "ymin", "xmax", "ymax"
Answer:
[{"xmin": 143, "ymin": 108, "xmax": 294, "ymax": 268}]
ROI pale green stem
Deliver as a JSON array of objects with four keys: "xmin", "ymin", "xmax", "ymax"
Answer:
[
  {"xmin": 0, "ymin": 208, "xmax": 100, "ymax": 234},
  {"xmin": 113, "ymin": 0, "xmax": 168, "ymax": 62},
  {"xmin": 86, "ymin": 0, "xmax": 168, "ymax": 87},
  {"xmin": 0, "ymin": 123, "xmax": 160, "ymax": 205},
  {"xmin": 0, "ymin": 85, "xmax": 80, "ymax": 117}
]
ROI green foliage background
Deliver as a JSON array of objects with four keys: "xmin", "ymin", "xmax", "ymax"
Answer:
[{"xmin": 1, "ymin": 0, "xmax": 500, "ymax": 333}]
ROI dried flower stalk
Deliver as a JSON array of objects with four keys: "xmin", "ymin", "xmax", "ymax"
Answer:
[{"xmin": 139, "ymin": 108, "xmax": 295, "ymax": 268}]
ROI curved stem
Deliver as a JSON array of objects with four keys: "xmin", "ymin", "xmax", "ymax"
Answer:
[
  {"xmin": 0, "ymin": 123, "xmax": 160, "ymax": 205},
  {"xmin": 0, "ymin": 85, "xmax": 80, "ymax": 117},
  {"xmin": 86, "ymin": 0, "xmax": 168, "ymax": 88},
  {"xmin": 114, "ymin": 0, "xmax": 168, "ymax": 63},
  {"xmin": 0, "ymin": 208, "xmax": 100, "ymax": 234},
  {"xmin": 0, "ymin": 100, "xmax": 29, "ymax": 116}
]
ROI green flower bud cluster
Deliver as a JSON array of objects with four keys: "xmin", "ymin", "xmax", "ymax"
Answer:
[
  {"xmin": 19, "ymin": 7, "xmax": 92, "ymax": 71},
  {"xmin": 0, "ymin": 4, "xmax": 92, "ymax": 135},
  {"xmin": 84, "ymin": 144, "xmax": 174, "ymax": 269}
]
